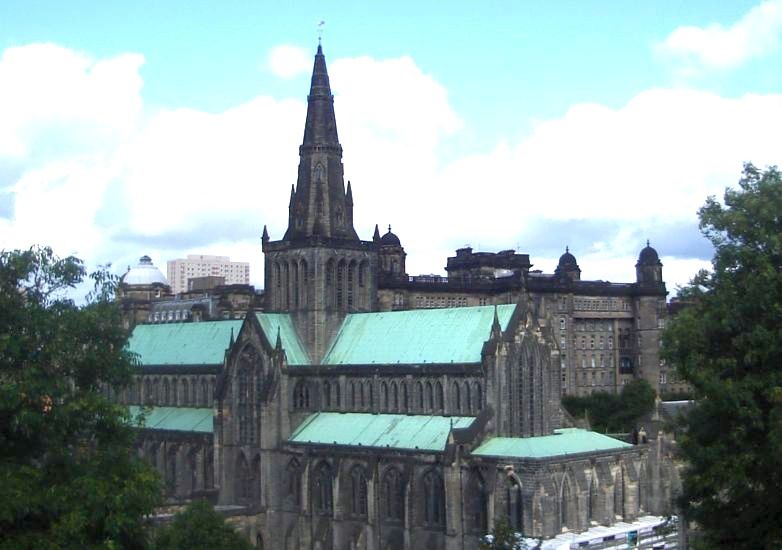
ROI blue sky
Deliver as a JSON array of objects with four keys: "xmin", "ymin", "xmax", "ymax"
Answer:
[{"xmin": 1, "ymin": 1, "xmax": 781, "ymax": 292}]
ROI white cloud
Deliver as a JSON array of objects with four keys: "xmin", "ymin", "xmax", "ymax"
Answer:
[
  {"xmin": 656, "ymin": 0, "xmax": 782, "ymax": 72},
  {"xmin": 267, "ymin": 45, "xmax": 311, "ymax": 79},
  {"xmin": 1, "ymin": 42, "xmax": 780, "ymax": 296}
]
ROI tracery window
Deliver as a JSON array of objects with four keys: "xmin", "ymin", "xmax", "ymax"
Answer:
[
  {"xmin": 382, "ymin": 467, "xmax": 405, "ymax": 523},
  {"xmin": 182, "ymin": 378, "xmax": 189, "ymax": 406},
  {"xmin": 293, "ymin": 380, "xmax": 310, "ymax": 410},
  {"xmin": 313, "ymin": 462, "xmax": 333, "ymax": 516},
  {"xmin": 349, "ymin": 465, "xmax": 368, "ymax": 516},
  {"xmin": 467, "ymin": 470, "xmax": 488, "ymax": 534},
  {"xmin": 286, "ymin": 459, "xmax": 301, "ymax": 507},
  {"xmin": 238, "ymin": 367, "xmax": 250, "ymax": 443},
  {"xmin": 422, "ymin": 469, "xmax": 445, "ymax": 528},
  {"xmin": 464, "ymin": 381, "xmax": 472, "ymax": 414}
]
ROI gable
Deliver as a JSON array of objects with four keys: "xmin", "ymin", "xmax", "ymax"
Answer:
[
  {"xmin": 127, "ymin": 320, "xmax": 242, "ymax": 366},
  {"xmin": 321, "ymin": 304, "xmax": 516, "ymax": 365},
  {"xmin": 255, "ymin": 313, "xmax": 310, "ymax": 365}
]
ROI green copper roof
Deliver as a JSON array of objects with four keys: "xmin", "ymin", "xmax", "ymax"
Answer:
[
  {"xmin": 129, "ymin": 406, "xmax": 213, "ymax": 433},
  {"xmin": 289, "ymin": 412, "xmax": 475, "ymax": 452},
  {"xmin": 127, "ymin": 320, "xmax": 242, "ymax": 366},
  {"xmin": 472, "ymin": 428, "xmax": 632, "ymax": 459},
  {"xmin": 255, "ymin": 313, "xmax": 310, "ymax": 365},
  {"xmin": 322, "ymin": 304, "xmax": 516, "ymax": 365}
]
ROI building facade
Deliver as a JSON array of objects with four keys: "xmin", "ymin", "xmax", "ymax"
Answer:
[
  {"xmin": 167, "ymin": 254, "xmax": 251, "ymax": 294},
  {"xmin": 116, "ymin": 44, "xmax": 680, "ymax": 549}
]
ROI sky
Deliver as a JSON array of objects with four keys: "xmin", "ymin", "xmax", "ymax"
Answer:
[{"xmin": 1, "ymin": 1, "xmax": 782, "ymax": 295}]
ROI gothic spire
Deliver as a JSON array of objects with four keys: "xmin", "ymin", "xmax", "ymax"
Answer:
[{"xmin": 283, "ymin": 43, "xmax": 358, "ymax": 242}]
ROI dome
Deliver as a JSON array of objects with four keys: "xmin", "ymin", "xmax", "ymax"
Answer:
[
  {"xmin": 557, "ymin": 246, "xmax": 578, "ymax": 269},
  {"xmin": 122, "ymin": 255, "xmax": 169, "ymax": 286},
  {"xmin": 638, "ymin": 240, "xmax": 660, "ymax": 265},
  {"xmin": 380, "ymin": 225, "xmax": 401, "ymax": 246}
]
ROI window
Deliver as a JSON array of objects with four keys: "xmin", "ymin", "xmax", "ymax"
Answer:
[
  {"xmin": 293, "ymin": 380, "xmax": 310, "ymax": 409},
  {"xmin": 422, "ymin": 469, "xmax": 445, "ymax": 528},
  {"xmin": 382, "ymin": 468, "xmax": 405, "ymax": 523},
  {"xmin": 238, "ymin": 368, "xmax": 251, "ymax": 443},
  {"xmin": 323, "ymin": 380, "xmax": 331, "ymax": 408},
  {"xmin": 313, "ymin": 462, "xmax": 333, "ymax": 516},
  {"xmin": 286, "ymin": 459, "xmax": 301, "ymax": 507},
  {"xmin": 349, "ymin": 465, "xmax": 368, "ymax": 516},
  {"xmin": 559, "ymin": 317, "xmax": 566, "ymax": 331}
]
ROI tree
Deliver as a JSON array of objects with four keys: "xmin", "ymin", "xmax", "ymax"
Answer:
[
  {"xmin": 152, "ymin": 500, "xmax": 253, "ymax": 550},
  {"xmin": 0, "ymin": 247, "xmax": 160, "ymax": 549},
  {"xmin": 561, "ymin": 379, "xmax": 656, "ymax": 433},
  {"xmin": 663, "ymin": 164, "xmax": 782, "ymax": 548},
  {"xmin": 478, "ymin": 517, "xmax": 539, "ymax": 550}
]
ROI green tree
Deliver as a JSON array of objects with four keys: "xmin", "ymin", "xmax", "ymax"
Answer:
[
  {"xmin": 561, "ymin": 379, "xmax": 656, "ymax": 433},
  {"xmin": 663, "ymin": 164, "xmax": 782, "ymax": 549},
  {"xmin": 152, "ymin": 500, "xmax": 252, "ymax": 550},
  {"xmin": 478, "ymin": 517, "xmax": 539, "ymax": 550},
  {"xmin": 0, "ymin": 247, "xmax": 160, "ymax": 549}
]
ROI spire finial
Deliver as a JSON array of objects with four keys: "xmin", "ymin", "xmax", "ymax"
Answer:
[
  {"xmin": 388, "ymin": 224, "xmax": 392, "ymax": 233},
  {"xmin": 566, "ymin": 245, "xmax": 569, "ymax": 253},
  {"xmin": 317, "ymin": 20, "xmax": 325, "ymax": 50},
  {"xmin": 646, "ymin": 239, "xmax": 650, "ymax": 247},
  {"xmin": 373, "ymin": 224, "xmax": 380, "ymax": 241}
]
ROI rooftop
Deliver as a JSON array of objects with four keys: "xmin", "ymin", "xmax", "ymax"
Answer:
[
  {"xmin": 129, "ymin": 405, "xmax": 213, "ymax": 433},
  {"xmin": 472, "ymin": 428, "xmax": 632, "ymax": 459},
  {"xmin": 127, "ymin": 320, "xmax": 242, "ymax": 366}
]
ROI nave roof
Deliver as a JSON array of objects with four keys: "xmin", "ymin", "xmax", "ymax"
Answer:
[{"xmin": 129, "ymin": 406, "xmax": 213, "ymax": 433}]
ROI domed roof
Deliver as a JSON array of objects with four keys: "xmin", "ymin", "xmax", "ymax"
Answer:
[
  {"xmin": 380, "ymin": 225, "xmax": 401, "ymax": 246},
  {"xmin": 638, "ymin": 240, "xmax": 661, "ymax": 265},
  {"xmin": 558, "ymin": 246, "xmax": 578, "ymax": 268},
  {"xmin": 122, "ymin": 255, "xmax": 169, "ymax": 286}
]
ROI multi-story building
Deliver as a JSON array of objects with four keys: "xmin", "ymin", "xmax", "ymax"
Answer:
[
  {"xmin": 167, "ymin": 254, "xmax": 250, "ymax": 294},
  {"xmin": 115, "ymin": 44, "xmax": 679, "ymax": 549}
]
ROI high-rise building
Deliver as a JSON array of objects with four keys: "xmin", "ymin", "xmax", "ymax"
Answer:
[{"xmin": 166, "ymin": 254, "xmax": 250, "ymax": 294}]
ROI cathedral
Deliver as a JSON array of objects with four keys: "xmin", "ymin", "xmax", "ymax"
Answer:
[{"xmin": 116, "ymin": 44, "xmax": 679, "ymax": 549}]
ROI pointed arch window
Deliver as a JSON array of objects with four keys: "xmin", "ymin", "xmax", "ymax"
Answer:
[
  {"xmin": 286, "ymin": 459, "xmax": 301, "ymax": 507},
  {"xmin": 293, "ymin": 380, "xmax": 310, "ymax": 410},
  {"xmin": 464, "ymin": 381, "xmax": 472, "ymax": 414},
  {"xmin": 467, "ymin": 470, "xmax": 488, "ymax": 534},
  {"xmin": 416, "ymin": 382, "xmax": 424, "ymax": 411},
  {"xmin": 422, "ymin": 469, "xmax": 445, "ymax": 528},
  {"xmin": 182, "ymin": 378, "xmax": 189, "ymax": 406},
  {"xmin": 314, "ymin": 162, "xmax": 324, "ymax": 182},
  {"xmin": 201, "ymin": 379, "xmax": 209, "ymax": 407},
  {"xmin": 236, "ymin": 454, "xmax": 251, "ymax": 502},
  {"xmin": 238, "ymin": 367, "xmax": 251, "ymax": 443},
  {"xmin": 391, "ymin": 381, "xmax": 399, "ymax": 412},
  {"xmin": 313, "ymin": 462, "xmax": 333, "ymax": 516},
  {"xmin": 382, "ymin": 467, "xmax": 405, "ymax": 523},
  {"xmin": 561, "ymin": 477, "xmax": 572, "ymax": 530},
  {"xmin": 435, "ymin": 381, "xmax": 444, "ymax": 412},
  {"xmin": 349, "ymin": 465, "xmax": 368, "ymax": 516},
  {"xmin": 163, "ymin": 379, "xmax": 170, "ymax": 405},
  {"xmin": 323, "ymin": 380, "xmax": 331, "ymax": 408},
  {"xmin": 453, "ymin": 382, "xmax": 461, "ymax": 413}
]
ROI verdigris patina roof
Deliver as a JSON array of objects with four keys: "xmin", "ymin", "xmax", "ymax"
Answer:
[
  {"xmin": 127, "ymin": 320, "xmax": 243, "ymax": 366},
  {"xmin": 322, "ymin": 304, "xmax": 515, "ymax": 365},
  {"xmin": 289, "ymin": 412, "xmax": 475, "ymax": 452},
  {"xmin": 255, "ymin": 313, "xmax": 310, "ymax": 365},
  {"xmin": 472, "ymin": 428, "xmax": 632, "ymax": 459},
  {"xmin": 129, "ymin": 406, "xmax": 213, "ymax": 433}
]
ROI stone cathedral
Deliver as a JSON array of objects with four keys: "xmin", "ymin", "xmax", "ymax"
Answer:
[{"xmin": 117, "ymin": 45, "xmax": 679, "ymax": 549}]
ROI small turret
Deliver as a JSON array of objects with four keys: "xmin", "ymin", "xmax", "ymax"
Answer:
[
  {"xmin": 554, "ymin": 246, "xmax": 581, "ymax": 281},
  {"xmin": 636, "ymin": 240, "xmax": 663, "ymax": 284}
]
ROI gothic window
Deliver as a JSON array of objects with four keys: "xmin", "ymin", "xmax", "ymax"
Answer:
[
  {"xmin": 587, "ymin": 475, "xmax": 598, "ymax": 523},
  {"xmin": 425, "ymin": 382, "xmax": 433, "ymax": 412},
  {"xmin": 252, "ymin": 455, "xmax": 261, "ymax": 502},
  {"xmin": 467, "ymin": 470, "xmax": 488, "ymax": 534},
  {"xmin": 359, "ymin": 381, "xmax": 366, "ymax": 409},
  {"xmin": 614, "ymin": 468, "xmax": 624, "ymax": 519},
  {"xmin": 358, "ymin": 261, "xmax": 366, "ymax": 287},
  {"xmin": 300, "ymin": 260, "xmax": 308, "ymax": 307},
  {"xmin": 391, "ymin": 381, "xmax": 399, "ymax": 412},
  {"xmin": 166, "ymin": 446, "xmax": 178, "ymax": 495},
  {"xmin": 292, "ymin": 262, "xmax": 299, "ymax": 308},
  {"xmin": 325, "ymin": 259, "xmax": 334, "ymax": 307},
  {"xmin": 336, "ymin": 207, "xmax": 344, "ymax": 227},
  {"xmin": 422, "ymin": 469, "xmax": 445, "ymax": 528},
  {"xmin": 416, "ymin": 382, "xmax": 424, "ymax": 411},
  {"xmin": 201, "ymin": 379, "xmax": 209, "ymax": 406},
  {"xmin": 314, "ymin": 162, "xmax": 324, "ymax": 182},
  {"xmin": 435, "ymin": 381, "xmax": 444, "ymax": 412},
  {"xmin": 163, "ymin": 379, "xmax": 170, "ymax": 405},
  {"xmin": 188, "ymin": 449, "xmax": 198, "ymax": 493},
  {"xmin": 347, "ymin": 261, "xmax": 356, "ymax": 308},
  {"xmin": 381, "ymin": 381, "xmax": 389, "ymax": 410},
  {"xmin": 453, "ymin": 382, "xmax": 461, "ymax": 413},
  {"xmin": 382, "ymin": 467, "xmax": 405, "ymax": 523},
  {"xmin": 293, "ymin": 380, "xmax": 310, "ymax": 410},
  {"xmin": 561, "ymin": 477, "xmax": 572, "ymax": 530},
  {"xmin": 464, "ymin": 382, "xmax": 472, "ymax": 414},
  {"xmin": 367, "ymin": 380, "xmax": 373, "ymax": 410},
  {"xmin": 286, "ymin": 459, "xmax": 301, "ymax": 507},
  {"xmin": 349, "ymin": 465, "xmax": 368, "ymax": 516},
  {"xmin": 475, "ymin": 382, "xmax": 483, "ymax": 411},
  {"xmin": 350, "ymin": 381, "xmax": 357, "ymax": 409},
  {"xmin": 236, "ymin": 454, "xmax": 251, "ymax": 502},
  {"xmin": 312, "ymin": 462, "xmax": 333, "ymax": 516},
  {"xmin": 182, "ymin": 378, "xmax": 189, "ymax": 406},
  {"xmin": 283, "ymin": 263, "xmax": 290, "ymax": 309},
  {"xmin": 336, "ymin": 260, "xmax": 346, "ymax": 309},
  {"xmin": 323, "ymin": 381, "xmax": 331, "ymax": 408},
  {"xmin": 335, "ymin": 382, "xmax": 341, "ymax": 407},
  {"xmin": 238, "ymin": 367, "xmax": 250, "ymax": 444},
  {"xmin": 144, "ymin": 379, "xmax": 151, "ymax": 404}
]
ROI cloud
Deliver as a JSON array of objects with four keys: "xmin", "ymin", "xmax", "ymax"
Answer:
[
  {"xmin": 1, "ymin": 42, "xmax": 780, "ymax": 296},
  {"xmin": 267, "ymin": 45, "xmax": 312, "ymax": 79},
  {"xmin": 656, "ymin": 0, "xmax": 782, "ymax": 72}
]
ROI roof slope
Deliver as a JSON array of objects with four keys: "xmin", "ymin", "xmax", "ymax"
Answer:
[
  {"xmin": 129, "ymin": 406, "xmax": 213, "ymax": 433},
  {"xmin": 255, "ymin": 313, "xmax": 310, "ymax": 365},
  {"xmin": 289, "ymin": 412, "xmax": 475, "ymax": 452},
  {"xmin": 472, "ymin": 428, "xmax": 632, "ymax": 459},
  {"xmin": 322, "ymin": 304, "xmax": 516, "ymax": 365},
  {"xmin": 127, "ymin": 320, "xmax": 242, "ymax": 366}
]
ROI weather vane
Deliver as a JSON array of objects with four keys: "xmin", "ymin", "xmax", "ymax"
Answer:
[{"xmin": 317, "ymin": 20, "xmax": 325, "ymax": 44}]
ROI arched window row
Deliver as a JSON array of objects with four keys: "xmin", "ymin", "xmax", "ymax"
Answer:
[
  {"xmin": 326, "ymin": 257, "xmax": 372, "ymax": 312},
  {"xmin": 142, "ymin": 441, "xmax": 214, "ymax": 498},
  {"xmin": 136, "ymin": 375, "xmax": 215, "ymax": 408},
  {"xmin": 269, "ymin": 258, "xmax": 309, "ymax": 311},
  {"xmin": 296, "ymin": 376, "xmax": 484, "ymax": 415}
]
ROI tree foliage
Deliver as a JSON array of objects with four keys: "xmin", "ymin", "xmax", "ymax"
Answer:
[
  {"xmin": 152, "ymin": 500, "xmax": 252, "ymax": 550},
  {"xmin": 0, "ymin": 247, "xmax": 160, "ymax": 549},
  {"xmin": 478, "ymin": 517, "xmax": 539, "ymax": 550},
  {"xmin": 663, "ymin": 164, "xmax": 782, "ymax": 549},
  {"xmin": 561, "ymin": 379, "xmax": 656, "ymax": 433}
]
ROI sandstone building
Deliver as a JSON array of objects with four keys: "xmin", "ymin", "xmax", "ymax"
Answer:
[{"xmin": 115, "ymin": 44, "xmax": 680, "ymax": 549}]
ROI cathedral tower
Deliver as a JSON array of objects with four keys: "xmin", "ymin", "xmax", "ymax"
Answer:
[{"xmin": 262, "ymin": 44, "xmax": 378, "ymax": 361}]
